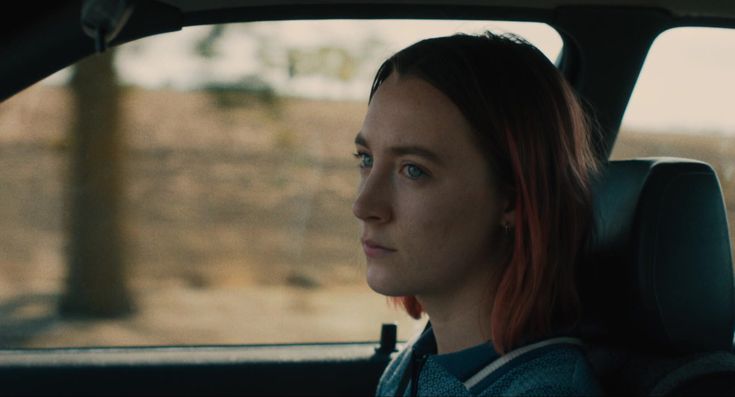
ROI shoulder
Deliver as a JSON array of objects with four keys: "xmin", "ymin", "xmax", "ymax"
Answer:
[
  {"xmin": 375, "ymin": 343, "xmax": 412, "ymax": 397},
  {"xmin": 475, "ymin": 342, "xmax": 603, "ymax": 396}
]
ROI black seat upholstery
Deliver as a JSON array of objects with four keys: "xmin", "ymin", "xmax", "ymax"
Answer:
[{"xmin": 580, "ymin": 158, "xmax": 735, "ymax": 395}]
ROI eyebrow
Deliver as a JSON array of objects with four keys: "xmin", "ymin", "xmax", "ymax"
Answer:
[{"xmin": 354, "ymin": 132, "xmax": 444, "ymax": 166}]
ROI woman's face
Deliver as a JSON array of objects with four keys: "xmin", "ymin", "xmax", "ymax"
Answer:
[{"xmin": 353, "ymin": 73, "xmax": 510, "ymax": 301}]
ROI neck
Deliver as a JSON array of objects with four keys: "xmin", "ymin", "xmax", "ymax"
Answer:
[{"xmin": 418, "ymin": 279, "xmax": 494, "ymax": 354}]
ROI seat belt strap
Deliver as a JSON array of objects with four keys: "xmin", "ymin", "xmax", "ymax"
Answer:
[{"xmin": 395, "ymin": 321, "xmax": 432, "ymax": 397}]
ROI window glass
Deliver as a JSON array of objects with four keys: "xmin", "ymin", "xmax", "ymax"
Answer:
[
  {"xmin": 0, "ymin": 20, "xmax": 562, "ymax": 348},
  {"xmin": 614, "ymin": 27, "xmax": 735, "ymax": 245}
]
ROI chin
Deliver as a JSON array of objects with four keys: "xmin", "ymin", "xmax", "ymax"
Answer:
[{"xmin": 365, "ymin": 265, "xmax": 405, "ymax": 297}]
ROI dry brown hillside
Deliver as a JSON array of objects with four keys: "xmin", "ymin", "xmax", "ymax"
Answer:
[{"xmin": 0, "ymin": 84, "xmax": 732, "ymax": 348}]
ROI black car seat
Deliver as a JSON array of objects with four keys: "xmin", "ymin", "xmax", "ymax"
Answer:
[{"xmin": 580, "ymin": 158, "xmax": 735, "ymax": 395}]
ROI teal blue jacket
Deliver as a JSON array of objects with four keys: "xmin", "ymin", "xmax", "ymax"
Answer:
[{"xmin": 376, "ymin": 324, "xmax": 602, "ymax": 396}]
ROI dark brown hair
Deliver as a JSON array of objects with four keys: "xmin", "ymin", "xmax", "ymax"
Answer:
[{"xmin": 369, "ymin": 32, "xmax": 600, "ymax": 354}]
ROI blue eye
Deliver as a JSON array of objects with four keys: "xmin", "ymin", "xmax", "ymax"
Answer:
[
  {"xmin": 354, "ymin": 152, "xmax": 373, "ymax": 169},
  {"xmin": 404, "ymin": 164, "xmax": 426, "ymax": 179}
]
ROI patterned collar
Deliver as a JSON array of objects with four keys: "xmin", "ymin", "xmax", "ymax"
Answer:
[{"xmin": 411, "ymin": 322, "xmax": 501, "ymax": 382}]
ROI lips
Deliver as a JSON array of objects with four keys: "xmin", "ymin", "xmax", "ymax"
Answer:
[{"xmin": 361, "ymin": 239, "xmax": 397, "ymax": 258}]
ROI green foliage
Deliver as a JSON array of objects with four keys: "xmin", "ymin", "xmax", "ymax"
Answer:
[
  {"xmin": 286, "ymin": 46, "xmax": 358, "ymax": 81},
  {"xmin": 204, "ymin": 75, "xmax": 280, "ymax": 110},
  {"xmin": 194, "ymin": 25, "xmax": 226, "ymax": 59}
]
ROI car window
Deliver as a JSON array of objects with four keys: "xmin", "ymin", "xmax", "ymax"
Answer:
[
  {"xmin": 613, "ymin": 27, "xmax": 735, "ymax": 250},
  {"xmin": 0, "ymin": 20, "xmax": 562, "ymax": 348}
]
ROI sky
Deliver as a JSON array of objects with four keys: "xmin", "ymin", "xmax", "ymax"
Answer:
[{"xmin": 44, "ymin": 20, "xmax": 735, "ymax": 134}]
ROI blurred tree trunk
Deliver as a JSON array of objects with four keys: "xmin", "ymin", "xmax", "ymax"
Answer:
[{"xmin": 60, "ymin": 49, "xmax": 134, "ymax": 318}]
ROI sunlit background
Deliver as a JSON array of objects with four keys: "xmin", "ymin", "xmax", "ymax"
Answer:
[
  {"xmin": 0, "ymin": 20, "xmax": 733, "ymax": 348},
  {"xmin": 45, "ymin": 20, "xmax": 564, "ymax": 99}
]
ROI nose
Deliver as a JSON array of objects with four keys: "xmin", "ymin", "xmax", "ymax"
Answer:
[{"xmin": 352, "ymin": 169, "xmax": 392, "ymax": 223}]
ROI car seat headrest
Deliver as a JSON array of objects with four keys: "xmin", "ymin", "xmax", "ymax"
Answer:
[{"xmin": 581, "ymin": 158, "xmax": 734, "ymax": 353}]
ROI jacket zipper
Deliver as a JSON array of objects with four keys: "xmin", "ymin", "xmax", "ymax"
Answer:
[{"xmin": 410, "ymin": 353, "xmax": 428, "ymax": 397}]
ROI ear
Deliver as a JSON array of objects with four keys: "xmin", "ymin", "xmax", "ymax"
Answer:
[{"xmin": 500, "ymin": 189, "xmax": 516, "ymax": 228}]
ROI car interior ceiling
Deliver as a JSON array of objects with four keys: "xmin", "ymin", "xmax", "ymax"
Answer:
[{"xmin": 1, "ymin": 0, "xmax": 734, "ymax": 395}]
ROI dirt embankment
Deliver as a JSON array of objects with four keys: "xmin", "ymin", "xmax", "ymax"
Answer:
[{"xmin": 0, "ymin": 84, "xmax": 732, "ymax": 348}]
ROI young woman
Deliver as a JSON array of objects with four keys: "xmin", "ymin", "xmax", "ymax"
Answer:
[{"xmin": 353, "ymin": 32, "xmax": 602, "ymax": 396}]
